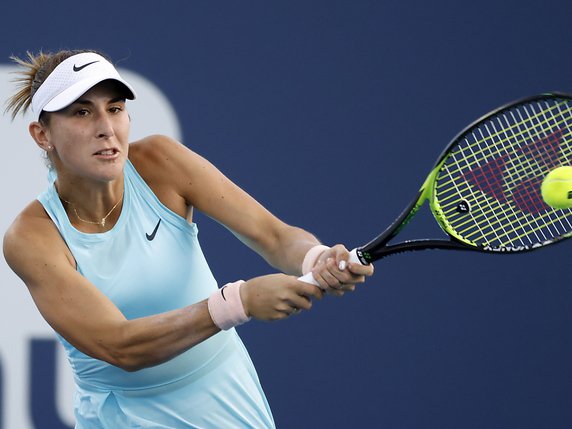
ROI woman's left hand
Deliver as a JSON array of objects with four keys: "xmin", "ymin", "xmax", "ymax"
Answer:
[{"xmin": 309, "ymin": 244, "xmax": 374, "ymax": 296}]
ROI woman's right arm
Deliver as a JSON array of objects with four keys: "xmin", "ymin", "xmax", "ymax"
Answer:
[
  {"xmin": 3, "ymin": 201, "xmax": 320, "ymax": 371},
  {"xmin": 3, "ymin": 201, "xmax": 221, "ymax": 371}
]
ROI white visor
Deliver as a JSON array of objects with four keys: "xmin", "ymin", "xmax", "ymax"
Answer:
[{"xmin": 31, "ymin": 52, "xmax": 136, "ymax": 120}]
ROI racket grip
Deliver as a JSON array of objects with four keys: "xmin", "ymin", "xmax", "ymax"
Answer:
[{"xmin": 297, "ymin": 248, "xmax": 362, "ymax": 287}]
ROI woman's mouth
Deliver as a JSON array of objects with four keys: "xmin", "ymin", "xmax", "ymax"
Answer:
[{"xmin": 94, "ymin": 148, "xmax": 118, "ymax": 156}]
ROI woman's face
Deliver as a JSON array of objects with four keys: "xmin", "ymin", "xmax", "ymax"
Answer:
[{"xmin": 43, "ymin": 80, "xmax": 131, "ymax": 184}]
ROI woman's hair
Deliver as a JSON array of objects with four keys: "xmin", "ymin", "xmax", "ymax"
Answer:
[{"xmin": 5, "ymin": 49, "xmax": 104, "ymax": 121}]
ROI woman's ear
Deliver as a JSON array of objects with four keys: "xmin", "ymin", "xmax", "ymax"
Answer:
[{"xmin": 29, "ymin": 121, "xmax": 52, "ymax": 152}]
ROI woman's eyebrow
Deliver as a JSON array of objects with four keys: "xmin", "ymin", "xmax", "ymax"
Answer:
[{"xmin": 71, "ymin": 97, "xmax": 126, "ymax": 106}]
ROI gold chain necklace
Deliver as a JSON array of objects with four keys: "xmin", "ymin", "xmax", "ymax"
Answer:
[{"xmin": 60, "ymin": 191, "xmax": 124, "ymax": 228}]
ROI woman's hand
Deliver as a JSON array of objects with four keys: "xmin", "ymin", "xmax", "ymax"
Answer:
[
  {"xmin": 240, "ymin": 273, "xmax": 324, "ymax": 321},
  {"xmin": 309, "ymin": 244, "xmax": 374, "ymax": 296}
]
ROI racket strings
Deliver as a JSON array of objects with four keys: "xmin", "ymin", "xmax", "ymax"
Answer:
[
  {"xmin": 439, "ymin": 101, "xmax": 572, "ymax": 180},
  {"xmin": 437, "ymin": 123, "xmax": 572, "ymax": 210},
  {"xmin": 454, "ymin": 103, "xmax": 572, "ymax": 245},
  {"xmin": 442, "ymin": 110, "xmax": 572, "ymax": 240},
  {"xmin": 433, "ymin": 97, "xmax": 572, "ymax": 249},
  {"xmin": 455, "ymin": 128, "xmax": 572, "ymax": 245}
]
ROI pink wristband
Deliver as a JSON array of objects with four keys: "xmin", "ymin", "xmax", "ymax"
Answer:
[
  {"xmin": 302, "ymin": 244, "xmax": 330, "ymax": 275},
  {"xmin": 208, "ymin": 280, "xmax": 251, "ymax": 330}
]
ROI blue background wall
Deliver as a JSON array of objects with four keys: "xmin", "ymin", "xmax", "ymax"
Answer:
[{"xmin": 2, "ymin": 1, "xmax": 572, "ymax": 428}]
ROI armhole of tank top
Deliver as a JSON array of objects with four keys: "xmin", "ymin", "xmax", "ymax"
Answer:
[
  {"xmin": 36, "ymin": 191, "xmax": 78, "ymax": 270},
  {"xmin": 125, "ymin": 159, "xmax": 198, "ymax": 235}
]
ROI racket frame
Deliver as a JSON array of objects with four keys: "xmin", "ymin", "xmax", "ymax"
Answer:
[{"xmin": 356, "ymin": 92, "xmax": 572, "ymax": 264}]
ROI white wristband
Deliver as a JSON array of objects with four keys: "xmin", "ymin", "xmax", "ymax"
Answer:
[
  {"xmin": 302, "ymin": 244, "xmax": 330, "ymax": 275},
  {"xmin": 208, "ymin": 280, "xmax": 251, "ymax": 330}
]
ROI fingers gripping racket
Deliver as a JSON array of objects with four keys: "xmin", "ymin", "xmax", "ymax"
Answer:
[{"xmin": 300, "ymin": 93, "xmax": 572, "ymax": 285}]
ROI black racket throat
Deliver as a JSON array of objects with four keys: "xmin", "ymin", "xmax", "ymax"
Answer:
[
  {"xmin": 354, "ymin": 190, "xmax": 425, "ymax": 263},
  {"xmin": 357, "ymin": 239, "xmax": 471, "ymax": 263},
  {"xmin": 355, "ymin": 191, "xmax": 469, "ymax": 263}
]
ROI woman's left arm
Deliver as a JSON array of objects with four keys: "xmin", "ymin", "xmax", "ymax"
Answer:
[{"xmin": 134, "ymin": 135, "xmax": 373, "ymax": 290}]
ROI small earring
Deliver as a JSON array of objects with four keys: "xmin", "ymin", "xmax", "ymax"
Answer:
[{"xmin": 46, "ymin": 145, "xmax": 53, "ymax": 150}]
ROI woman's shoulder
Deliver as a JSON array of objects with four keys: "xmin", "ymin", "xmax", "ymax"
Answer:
[
  {"xmin": 129, "ymin": 133, "xmax": 164, "ymax": 160},
  {"xmin": 128, "ymin": 135, "xmax": 205, "ymax": 184},
  {"xmin": 3, "ymin": 200, "xmax": 71, "ymax": 272},
  {"xmin": 129, "ymin": 135, "xmax": 187, "ymax": 175},
  {"xmin": 6, "ymin": 200, "xmax": 53, "ymax": 237},
  {"xmin": 127, "ymin": 135, "xmax": 196, "ymax": 217},
  {"xmin": 129, "ymin": 134, "xmax": 189, "ymax": 161}
]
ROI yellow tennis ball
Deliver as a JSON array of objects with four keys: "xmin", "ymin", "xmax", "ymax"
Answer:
[{"xmin": 541, "ymin": 166, "xmax": 572, "ymax": 209}]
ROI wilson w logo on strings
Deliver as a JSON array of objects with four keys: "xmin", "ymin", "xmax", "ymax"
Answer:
[{"xmin": 462, "ymin": 128, "xmax": 568, "ymax": 215}]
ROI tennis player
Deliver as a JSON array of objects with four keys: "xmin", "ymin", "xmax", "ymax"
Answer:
[{"xmin": 3, "ymin": 49, "xmax": 373, "ymax": 428}]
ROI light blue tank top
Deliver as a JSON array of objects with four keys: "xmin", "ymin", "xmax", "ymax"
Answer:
[{"xmin": 38, "ymin": 160, "xmax": 275, "ymax": 428}]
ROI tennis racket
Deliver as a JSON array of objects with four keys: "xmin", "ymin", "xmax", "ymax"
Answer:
[{"xmin": 300, "ymin": 92, "xmax": 572, "ymax": 285}]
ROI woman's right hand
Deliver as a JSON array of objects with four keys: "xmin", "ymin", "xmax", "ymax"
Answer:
[{"xmin": 240, "ymin": 274, "xmax": 324, "ymax": 321}]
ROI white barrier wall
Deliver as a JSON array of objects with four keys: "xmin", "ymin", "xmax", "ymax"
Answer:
[{"xmin": 0, "ymin": 67, "xmax": 181, "ymax": 428}]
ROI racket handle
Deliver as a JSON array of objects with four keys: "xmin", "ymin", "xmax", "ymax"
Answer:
[{"xmin": 297, "ymin": 248, "xmax": 362, "ymax": 286}]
